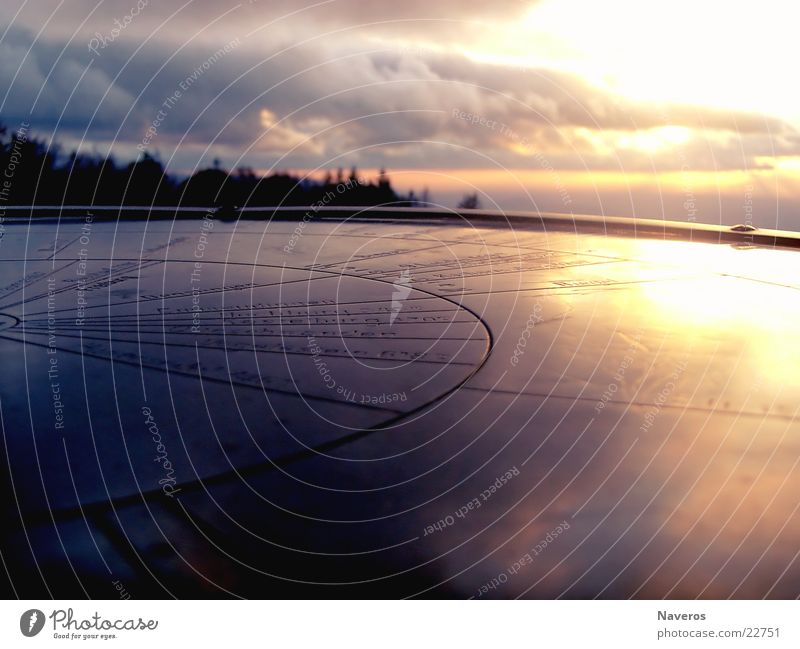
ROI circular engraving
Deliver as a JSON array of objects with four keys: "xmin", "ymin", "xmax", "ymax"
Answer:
[{"xmin": 0, "ymin": 253, "xmax": 491, "ymax": 464}]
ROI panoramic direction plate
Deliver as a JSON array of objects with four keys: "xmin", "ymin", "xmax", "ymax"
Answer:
[{"xmin": 2, "ymin": 210, "xmax": 800, "ymax": 598}]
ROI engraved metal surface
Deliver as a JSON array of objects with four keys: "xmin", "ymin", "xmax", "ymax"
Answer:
[{"xmin": 2, "ymin": 209, "xmax": 800, "ymax": 598}]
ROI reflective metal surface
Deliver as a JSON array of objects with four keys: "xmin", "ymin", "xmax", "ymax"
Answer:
[{"xmin": 2, "ymin": 208, "xmax": 799, "ymax": 598}]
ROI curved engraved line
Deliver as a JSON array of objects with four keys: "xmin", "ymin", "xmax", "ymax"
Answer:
[
  {"xmin": 0, "ymin": 332, "xmax": 404, "ymax": 414},
  {"xmin": 3, "ymin": 275, "xmax": 494, "ymax": 522},
  {"xmin": 0, "ymin": 313, "xmax": 21, "ymax": 331},
  {"xmin": 8, "ymin": 330, "xmax": 480, "ymax": 366}
]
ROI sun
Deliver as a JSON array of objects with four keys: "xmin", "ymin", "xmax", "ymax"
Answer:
[{"xmin": 465, "ymin": 0, "xmax": 800, "ymax": 126}]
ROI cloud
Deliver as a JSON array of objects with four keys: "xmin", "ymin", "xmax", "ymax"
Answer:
[
  {"xmin": 2, "ymin": 0, "xmax": 536, "ymax": 45},
  {"xmin": 0, "ymin": 14, "xmax": 796, "ymax": 177}
]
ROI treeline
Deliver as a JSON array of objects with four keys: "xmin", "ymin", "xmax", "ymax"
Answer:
[{"xmin": 0, "ymin": 122, "xmax": 424, "ymax": 208}]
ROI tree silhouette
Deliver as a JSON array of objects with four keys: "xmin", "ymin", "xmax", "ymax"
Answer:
[
  {"xmin": 0, "ymin": 120, "xmax": 422, "ymax": 212},
  {"xmin": 457, "ymin": 192, "xmax": 481, "ymax": 209}
]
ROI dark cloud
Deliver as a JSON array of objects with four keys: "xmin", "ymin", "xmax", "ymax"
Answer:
[
  {"xmin": 4, "ymin": 0, "xmax": 536, "ymax": 45},
  {"xmin": 0, "ymin": 10, "xmax": 796, "ymax": 176}
]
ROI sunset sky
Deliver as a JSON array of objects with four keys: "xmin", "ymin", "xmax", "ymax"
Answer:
[{"xmin": 2, "ymin": 0, "xmax": 799, "ymax": 227}]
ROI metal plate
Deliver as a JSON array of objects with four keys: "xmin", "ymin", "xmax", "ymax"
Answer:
[{"xmin": 2, "ymin": 210, "xmax": 799, "ymax": 598}]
